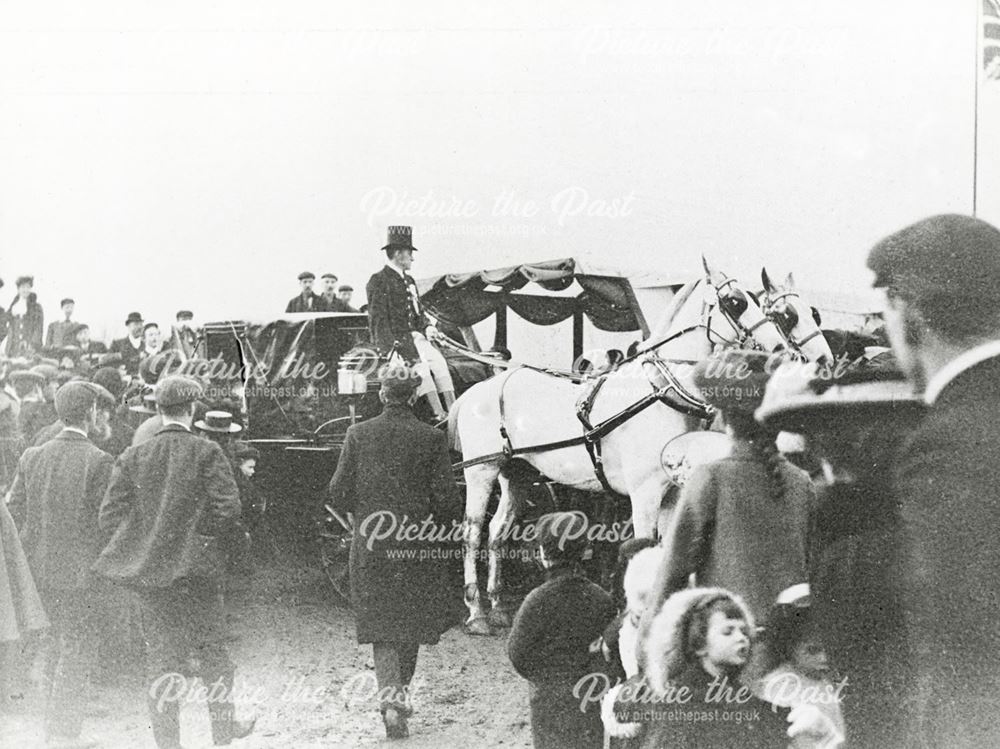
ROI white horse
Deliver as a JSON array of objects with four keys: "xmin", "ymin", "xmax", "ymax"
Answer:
[
  {"xmin": 760, "ymin": 269, "xmax": 834, "ymax": 364},
  {"xmin": 449, "ymin": 260, "xmax": 789, "ymax": 634}
]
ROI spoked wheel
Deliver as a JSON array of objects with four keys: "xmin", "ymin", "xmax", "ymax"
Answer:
[{"xmin": 319, "ymin": 530, "xmax": 352, "ymax": 605}]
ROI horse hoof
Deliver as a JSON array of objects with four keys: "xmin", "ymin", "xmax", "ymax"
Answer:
[
  {"xmin": 464, "ymin": 617, "xmax": 493, "ymax": 636},
  {"xmin": 488, "ymin": 608, "xmax": 512, "ymax": 628}
]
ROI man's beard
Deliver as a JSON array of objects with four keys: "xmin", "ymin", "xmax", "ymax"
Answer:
[{"xmin": 90, "ymin": 422, "xmax": 113, "ymax": 442}]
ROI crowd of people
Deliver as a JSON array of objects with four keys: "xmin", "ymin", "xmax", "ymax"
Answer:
[{"xmin": 3, "ymin": 213, "xmax": 1000, "ymax": 748}]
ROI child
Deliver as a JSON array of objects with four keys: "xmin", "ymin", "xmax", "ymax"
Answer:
[
  {"xmin": 757, "ymin": 585, "xmax": 846, "ymax": 748},
  {"xmin": 615, "ymin": 587, "xmax": 835, "ymax": 748},
  {"xmin": 508, "ymin": 511, "xmax": 616, "ymax": 749}
]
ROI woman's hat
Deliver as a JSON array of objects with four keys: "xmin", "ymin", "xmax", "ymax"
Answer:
[
  {"xmin": 194, "ymin": 410, "xmax": 243, "ymax": 434},
  {"xmin": 692, "ymin": 349, "xmax": 773, "ymax": 414},
  {"xmin": 234, "ymin": 441, "xmax": 260, "ymax": 461},
  {"xmin": 755, "ymin": 358, "xmax": 924, "ymax": 434}
]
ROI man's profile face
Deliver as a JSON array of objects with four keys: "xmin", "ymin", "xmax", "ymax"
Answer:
[
  {"xmin": 881, "ymin": 293, "xmax": 924, "ymax": 387},
  {"xmin": 300, "ymin": 278, "xmax": 314, "ymax": 294},
  {"xmin": 393, "ymin": 249, "xmax": 414, "ymax": 271}
]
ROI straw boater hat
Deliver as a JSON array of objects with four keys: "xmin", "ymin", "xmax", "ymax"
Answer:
[
  {"xmin": 129, "ymin": 392, "xmax": 158, "ymax": 416},
  {"xmin": 194, "ymin": 410, "xmax": 243, "ymax": 434},
  {"xmin": 755, "ymin": 357, "xmax": 924, "ymax": 434}
]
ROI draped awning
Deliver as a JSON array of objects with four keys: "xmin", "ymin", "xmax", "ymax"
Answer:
[{"xmin": 415, "ymin": 258, "xmax": 652, "ymax": 333}]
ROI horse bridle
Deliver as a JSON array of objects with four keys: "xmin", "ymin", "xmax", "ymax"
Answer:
[
  {"xmin": 763, "ymin": 290, "xmax": 824, "ymax": 353},
  {"xmin": 705, "ymin": 276, "xmax": 774, "ymax": 350}
]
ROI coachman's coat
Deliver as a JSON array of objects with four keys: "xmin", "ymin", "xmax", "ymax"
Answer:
[
  {"xmin": 328, "ymin": 404, "xmax": 460, "ymax": 644},
  {"xmin": 365, "ymin": 266, "xmax": 429, "ymax": 362}
]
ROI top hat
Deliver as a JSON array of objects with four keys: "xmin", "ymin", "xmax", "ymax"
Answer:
[
  {"xmin": 195, "ymin": 410, "xmax": 243, "ymax": 434},
  {"xmin": 125, "ymin": 312, "xmax": 143, "ymax": 325},
  {"xmin": 382, "ymin": 226, "xmax": 418, "ymax": 252}
]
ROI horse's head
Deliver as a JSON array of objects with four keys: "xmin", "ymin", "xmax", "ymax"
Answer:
[
  {"xmin": 760, "ymin": 268, "xmax": 834, "ymax": 364},
  {"xmin": 701, "ymin": 256, "xmax": 787, "ymax": 354}
]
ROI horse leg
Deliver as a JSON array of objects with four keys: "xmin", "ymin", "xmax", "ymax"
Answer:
[
  {"xmin": 486, "ymin": 472, "xmax": 517, "ymax": 628},
  {"xmin": 462, "ymin": 465, "xmax": 496, "ymax": 636}
]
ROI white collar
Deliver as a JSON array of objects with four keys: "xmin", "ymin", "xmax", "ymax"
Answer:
[
  {"xmin": 129, "ymin": 335, "xmax": 142, "ymax": 347},
  {"xmin": 386, "ymin": 263, "xmax": 407, "ymax": 279},
  {"xmin": 924, "ymin": 340, "xmax": 1000, "ymax": 404},
  {"xmin": 61, "ymin": 426, "xmax": 88, "ymax": 438}
]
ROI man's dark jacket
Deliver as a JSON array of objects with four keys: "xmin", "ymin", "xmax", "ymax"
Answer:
[
  {"xmin": 93, "ymin": 423, "xmax": 242, "ymax": 588},
  {"xmin": 893, "ymin": 354, "xmax": 1000, "ymax": 747},
  {"xmin": 8, "ymin": 430, "xmax": 114, "ymax": 590},
  {"xmin": 285, "ymin": 292, "xmax": 323, "ymax": 313},
  {"xmin": 365, "ymin": 266, "xmax": 428, "ymax": 361},
  {"xmin": 328, "ymin": 403, "xmax": 460, "ymax": 643},
  {"xmin": 109, "ymin": 336, "xmax": 143, "ymax": 375}
]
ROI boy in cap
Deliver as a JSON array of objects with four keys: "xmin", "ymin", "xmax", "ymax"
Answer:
[
  {"xmin": 365, "ymin": 226, "xmax": 456, "ymax": 419},
  {"xmin": 336, "ymin": 284, "xmax": 359, "ymax": 312},
  {"xmin": 327, "ymin": 364, "xmax": 461, "ymax": 739},
  {"xmin": 8, "ymin": 380, "xmax": 115, "ymax": 748},
  {"xmin": 285, "ymin": 271, "xmax": 322, "ymax": 312},
  {"xmin": 45, "ymin": 298, "xmax": 76, "ymax": 349},
  {"xmin": 94, "ymin": 375, "xmax": 254, "ymax": 748}
]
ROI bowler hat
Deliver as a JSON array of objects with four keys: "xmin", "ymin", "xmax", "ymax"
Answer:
[
  {"xmin": 194, "ymin": 410, "xmax": 243, "ymax": 434},
  {"xmin": 692, "ymin": 350, "xmax": 773, "ymax": 414},
  {"xmin": 298, "ymin": 271, "xmax": 315, "ymax": 281},
  {"xmin": 155, "ymin": 375, "xmax": 204, "ymax": 408},
  {"xmin": 125, "ymin": 312, "xmax": 143, "ymax": 325},
  {"xmin": 381, "ymin": 225, "xmax": 418, "ymax": 252},
  {"xmin": 55, "ymin": 381, "xmax": 114, "ymax": 422}
]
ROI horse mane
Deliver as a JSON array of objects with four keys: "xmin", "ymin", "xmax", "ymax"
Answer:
[{"xmin": 641, "ymin": 277, "xmax": 702, "ymax": 350}]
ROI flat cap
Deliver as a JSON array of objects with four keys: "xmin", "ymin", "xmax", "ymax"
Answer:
[
  {"xmin": 298, "ymin": 271, "xmax": 315, "ymax": 281},
  {"xmin": 91, "ymin": 366, "xmax": 125, "ymax": 398},
  {"xmin": 8, "ymin": 369, "xmax": 46, "ymax": 388},
  {"xmin": 55, "ymin": 381, "xmax": 114, "ymax": 421},
  {"xmin": 155, "ymin": 375, "xmax": 204, "ymax": 408},
  {"xmin": 867, "ymin": 214, "xmax": 1000, "ymax": 300},
  {"xmin": 176, "ymin": 310, "xmax": 194, "ymax": 320},
  {"xmin": 321, "ymin": 273, "xmax": 338, "ymax": 280},
  {"xmin": 60, "ymin": 298, "xmax": 74, "ymax": 307},
  {"xmin": 378, "ymin": 363, "xmax": 422, "ymax": 397},
  {"xmin": 337, "ymin": 284, "xmax": 353, "ymax": 292}
]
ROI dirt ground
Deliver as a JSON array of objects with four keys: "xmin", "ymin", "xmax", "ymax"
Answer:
[{"xmin": 0, "ymin": 561, "xmax": 535, "ymax": 749}]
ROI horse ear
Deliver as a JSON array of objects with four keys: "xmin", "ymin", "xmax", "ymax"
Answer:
[
  {"xmin": 761, "ymin": 268, "xmax": 776, "ymax": 293},
  {"xmin": 785, "ymin": 272, "xmax": 796, "ymax": 289},
  {"xmin": 702, "ymin": 255, "xmax": 712, "ymax": 277},
  {"xmin": 811, "ymin": 306, "xmax": 822, "ymax": 326},
  {"xmin": 702, "ymin": 255, "xmax": 723, "ymax": 284}
]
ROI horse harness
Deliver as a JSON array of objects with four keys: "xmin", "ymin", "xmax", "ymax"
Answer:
[{"xmin": 763, "ymin": 290, "xmax": 824, "ymax": 353}]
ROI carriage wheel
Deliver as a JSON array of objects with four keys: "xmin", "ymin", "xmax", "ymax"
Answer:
[{"xmin": 319, "ymin": 532, "xmax": 352, "ymax": 605}]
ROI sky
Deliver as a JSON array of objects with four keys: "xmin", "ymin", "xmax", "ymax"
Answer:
[{"xmin": 0, "ymin": 0, "xmax": 992, "ymax": 342}]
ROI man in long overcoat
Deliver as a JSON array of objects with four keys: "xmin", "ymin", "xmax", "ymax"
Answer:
[
  {"xmin": 93, "ymin": 375, "xmax": 254, "ymax": 748},
  {"xmin": 9, "ymin": 381, "xmax": 115, "ymax": 746},
  {"xmin": 328, "ymin": 365, "xmax": 461, "ymax": 739},
  {"xmin": 867, "ymin": 214, "xmax": 1000, "ymax": 747}
]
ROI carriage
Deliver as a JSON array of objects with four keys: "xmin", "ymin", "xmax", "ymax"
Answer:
[{"xmin": 199, "ymin": 258, "xmax": 840, "ymax": 623}]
